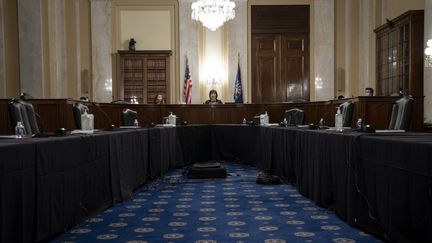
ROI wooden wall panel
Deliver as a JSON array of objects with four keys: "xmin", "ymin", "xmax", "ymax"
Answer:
[{"xmin": 0, "ymin": 97, "xmax": 425, "ymax": 134}]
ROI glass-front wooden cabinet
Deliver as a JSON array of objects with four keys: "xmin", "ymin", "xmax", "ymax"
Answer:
[
  {"xmin": 374, "ymin": 10, "xmax": 423, "ymax": 96},
  {"xmin": 117, "ymin": 50, "xmax": 171, "ymax": 104}
]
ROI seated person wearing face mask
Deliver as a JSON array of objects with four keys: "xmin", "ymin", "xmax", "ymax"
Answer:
[
  {"xmin": 364, "ymin": 87, "xmax": 374, "ymax": 96},
  {"xmin": 204, "ymin": 89, "xmax": 223, "ymax": 104}
]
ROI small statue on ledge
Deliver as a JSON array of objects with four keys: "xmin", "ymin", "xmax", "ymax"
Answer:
[{"xmin": 129, "ymin": 38, "xmax": 136, "ymax": 51}]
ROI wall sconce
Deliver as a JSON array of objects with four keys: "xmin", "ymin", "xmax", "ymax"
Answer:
[
  {"xmin": 130, "ymin": 96, "xmax": 139, "ymax": 104},
  {"xmin": 425, "ymin": 39, "xmax": 432, "ymax": 67},
  {"xmin": 206, "ymin": 77, "xmax": 222, "ymax": 88},
  {"xmin": 315, "ymin": 77, "xmax": 323, "ymax": 90}
]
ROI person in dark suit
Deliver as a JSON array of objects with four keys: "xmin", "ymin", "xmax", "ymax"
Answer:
[{"xmin": 204, "ymin": 89, "xmax": 223, "ymax": 104}]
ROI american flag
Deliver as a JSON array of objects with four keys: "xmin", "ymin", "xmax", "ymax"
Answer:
[{"xmin": 183, "ymin": 58, "xmax": 192, "ymax": 104}]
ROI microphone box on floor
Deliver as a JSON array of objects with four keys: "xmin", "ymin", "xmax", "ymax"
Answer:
[{"xmin": 186, "ymin": 162, "xmax": 227, "ymax": 179}]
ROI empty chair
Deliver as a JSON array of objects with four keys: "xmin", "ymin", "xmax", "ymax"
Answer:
[
  {"xmin": 8, "ymin": 99, "xmax": 40, "ymax": 135},
  {"xmin": 283, "ymin": 108, "xmax": 305, "ymax": 126},
  {"xmin": 388, "ymin": 96, "xmax": 413, "ymax": 130},
  {"xmin": 73, "ymin": 103, "xmax": 89, "ymax": 129},
  {"xmin": 338, "ymin": 101, "xmax": 354, "ymax": 127},
  {"xmin": 121, "ymin": 109, "xmax": 138, "ymax": 126}
]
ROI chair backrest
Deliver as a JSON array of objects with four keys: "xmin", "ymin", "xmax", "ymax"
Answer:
[
  {"xmin": 388, "ymin": 96, "xmax": 413, "ymax": 130},
  {"xmin": 287, "ymin": 98, "xmax": 308, "ymax": 103},
  {"xmin": 283, "ymin": 108, "xmax": 305, "ymax": 126},
  {"xmin": 73, "ymin": 103, "xmax": 89, "ymax": 129},
  {"xmin": 8, "ymin": 99, "xmax": 40, "ymax": 135},
  {"xmin": 338, "ymin": 101, "xmax": 354, "ymax": 127},
  {"xmin": 111, "ymin": 100, "xmax": 130, "ymax": 104},
  {"xmin": 121, "ymin": 109, "xmax": 138, "ymax": 126}
]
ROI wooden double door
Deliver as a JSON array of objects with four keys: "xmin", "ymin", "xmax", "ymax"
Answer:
[{"xmin": 252, "ymin": 34, "xmax": 309, "ymax": 103}]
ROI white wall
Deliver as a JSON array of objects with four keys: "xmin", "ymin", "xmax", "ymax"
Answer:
[
  {"xmin": 179, "ymin": 0, "xmax": 200, "ymax": 103},
  {"xmin": 119, "ymin": 10, "xmax": 171, "ymax": 50}
]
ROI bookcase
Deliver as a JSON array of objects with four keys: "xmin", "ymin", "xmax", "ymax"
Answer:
[
  {"xmin": 118, "ymin": 50, "xmax": 171, "ymax": 104},
  {"xmin": 374, "ymin": 10, "xmax": 424, "ymax": 96}
]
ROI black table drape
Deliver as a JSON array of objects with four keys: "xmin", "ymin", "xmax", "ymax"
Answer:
[
  {"xmin": 35, "ymin": 134, "xmax": 112, "ymax": 241},
  {"xmin": 355, "ymin": 134, "xmax": 432, "ymax": 242},
  {"xmin": 108, "ymin": 129, "xmax": 149, "ymax": 201},
  {"xmin": 1, "ymin": 126, "xmax": 431, "ymax": 243},
  {"xmin": 0, "ymin": 140, "xmax": 37, "ymax": 243}
]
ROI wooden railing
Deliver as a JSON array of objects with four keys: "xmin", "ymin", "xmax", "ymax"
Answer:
[{"xmin": 0, "ymin": 96, "xmax": 424, "ymax": 134}]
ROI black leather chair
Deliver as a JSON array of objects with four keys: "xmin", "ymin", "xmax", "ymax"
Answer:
[
  {"xmin": 338, "ymin": 101, "xmax": 354, "ymax": 127},
  {"xmin": 388, "ymin": 96, "xmax": 413, "ymax": 130},
  {"xmin": 73, "ymin": 103, "xmax": 89, "ymax": 129},
  {"xmin": 19, "ymin": 92, "xmax": 34, "ymax": 100},
  {"xmin": 283, "ymin": 108, "xmax": 305, "ymax": 126},
  {"xmin": 121, "ymin": 109, "xmax": 138, "ymax": 126},
  {"xmin": 8, "ymin": 99, "xmax": 40, "ymax": 135}
]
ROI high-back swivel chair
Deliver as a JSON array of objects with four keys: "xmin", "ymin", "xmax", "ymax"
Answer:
[
  {"xmin": 73, "ymin": 103, "xmax": 89, "ymax": 129},
  {"xmin": 338, "ymin": 101, "xmax": 354, "ymax": 127},
  {"xmin": 283, "ymin": 108, "xmax": 305, "ymax": 126},
  {"xmin": 388, "ymin": 96, "xmax": 413, "ymax": 131},
  {"xmin": 8, "ymin": 99, "xmax": 40, "ymax": 135},
  {"xmin": 120, "ymin": 109, "xmax": 138, "ymax": 126}
]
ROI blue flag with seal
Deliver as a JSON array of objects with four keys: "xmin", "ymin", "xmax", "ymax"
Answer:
[{"xmin": 234, "ymin": 63, "xmax": 243, "ymax": 103}]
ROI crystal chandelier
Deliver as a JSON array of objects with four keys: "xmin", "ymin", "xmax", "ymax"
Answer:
[{"xmin": 191, "ymin": 0, "xmax": 236, "ymax": 31}]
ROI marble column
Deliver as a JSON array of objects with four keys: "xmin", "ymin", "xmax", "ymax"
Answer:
[
  {"xmin": 424, "ymin": 0, "xmax": 432, "ymax": 123},
  {"xmin": 227, "ymin": 0, "xmax": 247, "ymax": 103},
  {"xmin": 47, "ymin": 0, "xmax": 67, "ymax": 98},
  {"xmin": 313, "ymin": 0, "xmax": 335, "ymax": 101},
  {"xmin": 358, "ymin": 0, "xmax": 375, "ymax": 95},
  {"xmin": 17, "ymin": 0, "xmax": 44, "ymax": 98},
  {"xmin": 91, "ymin": 0, "xmax": 112, "ymax": 102},
  {"xmin": 179, "ymin": 0, "xmax": 200, "ymax": 104},
  {"xmin": 0, "ymin": 0, "xmax": 5, "ymax": 97}
]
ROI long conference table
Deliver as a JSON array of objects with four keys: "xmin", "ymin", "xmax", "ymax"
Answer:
[{"xmin": 0, "ymin": 125, "xmax": 431, "ymax": 243}]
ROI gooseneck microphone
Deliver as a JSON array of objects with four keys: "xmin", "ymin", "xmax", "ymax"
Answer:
[
  {"xmin": 91, "ymin": 102, "xmax": 117, "ymax": 131},
  {"xmin": 32, "ymin": 111, "xmax": 50, "ymax": 137},
  {"xmin": 358, "ymin": 102, "xmax": 394, "ymax": 132}
]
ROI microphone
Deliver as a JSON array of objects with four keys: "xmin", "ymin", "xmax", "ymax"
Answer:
[
  {"xmin": 32, "ymin": 110, "xmax": 50, "ymax": 137},
  {"xmin": 318, "ymin": 113, "xmax": 328, "ymax": 129},
  {"xmin": 357, "ymin": 102, "xmax": 393, "ymax": 132},
  {"xmin": 91, "ymin": 102, "xmax": 117, "ymax": 131},
  {"xmin": 16, "ymin": 99, "xmax": 49, "ymax": 137}
]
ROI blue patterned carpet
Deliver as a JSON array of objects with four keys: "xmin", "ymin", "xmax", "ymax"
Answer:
[{"xmin": 52, "ymin": 163, "xmax": 381, "ymax": 243}]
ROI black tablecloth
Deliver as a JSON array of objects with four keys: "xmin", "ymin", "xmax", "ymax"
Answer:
[
  {"xmin": 35, "ymin": 134, "xmax": 112, "ymax": 241},
  {"xmin": 108, "ymin": 129, "xmax": 149, "ymax": 201},
  {"xmin": 176, "ymin": 125, "xmax": 212, "ymax": 165},
  {"xmin": 0, "ymin": 139, "xmax": 37, "ymax": 243},
  {"xmin": 211, "ymin": 125, "xmax": 272, "ymax": 170},
  {"xmin": 148, "ymin": 127, "xmax": 184, "ymax": 177},
  {"xmin": 1, "ymin": 126, "xmax": 431, "ymax": 243},
  {"xmin": 355, "ymin": 134, "xmax": 432, "ymax": 242}
]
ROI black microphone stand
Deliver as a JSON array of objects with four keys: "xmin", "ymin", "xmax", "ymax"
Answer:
[
  {"xmin": 91, "ymin": 102, "xmax": 117, "ymax": 131},
  {"xmin": 33, "ymin": 111, "xmax": 50, "ymax": 137}
]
